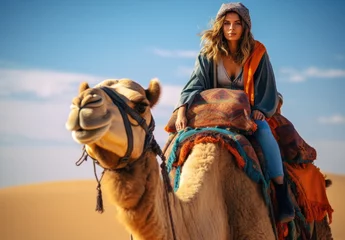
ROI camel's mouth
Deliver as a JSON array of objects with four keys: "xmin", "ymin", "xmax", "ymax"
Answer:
[
  {"xmin": 72, "ymin": 124, "xmax": 110, "ymax": 144},
  {"xmin": 66, "ymin": 102, "xmax": 113, "ymax": 144}
]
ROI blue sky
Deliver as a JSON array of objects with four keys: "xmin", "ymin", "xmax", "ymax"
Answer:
[{"xmin": 0, "ymin": 0, "xmax": 344, "ymax": 188}]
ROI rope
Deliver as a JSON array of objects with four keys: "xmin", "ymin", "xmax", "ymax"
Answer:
[
  {"xmin": 75, "ymin": 146, "xmax": 88, "ymax": 166},
  {"xmin": 152, "ymin": 138, "xmax": 176, "ymax": 240},
  {"xmin": 129, "ymin": 138, "xmax": 176, "ymax": 240}
]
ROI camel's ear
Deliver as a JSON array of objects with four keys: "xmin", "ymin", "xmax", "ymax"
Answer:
[
  {"xmin": 145, "ymin": 78, "xmax": 161, "ymax": 108},
  {"xmin": 325, "ymin": 178, "xmax": 332, "ymax": 188},
  {"xmin": 79, "ymin": 82, "xmax": 90, "ymax": 93}
]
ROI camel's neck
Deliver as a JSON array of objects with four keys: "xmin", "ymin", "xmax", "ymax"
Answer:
[
  {"xmin": 100, "ymin": 142, "xmax": 274, "ymax": 240},
  {"xmin": 101, "ymin": 151, "xmax": 170, "ymax": 240},
  {"xmin": 100, "ymin": 144, "xmax": 232, "ymax": 240}
]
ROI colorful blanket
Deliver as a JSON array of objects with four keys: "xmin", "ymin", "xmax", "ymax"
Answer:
[
  {"xmin": 164, "ymin": 126, "xmax": 333, "ymax": 239},
  {"xmin": 267, "ymin": 113, "xmax": 317, "ymax": 163},
  {"xmin": 165, "ymin": 89, "xmax": 257, "ymax": 134},
  {"xmin": 165, "ymin": 127, "xmax": 269, "ymax": 201}
]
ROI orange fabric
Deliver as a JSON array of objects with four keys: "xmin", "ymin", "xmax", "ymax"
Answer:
[
  {"xmin": 276, "ymin": 223, "xmax": 289, "ymax": 240},
  {"xmin": 243, "ymin": 41, "xmax": 267, "ymax": 106},
  {"xmin": 285, "ymin": 163, "xmax": 333, "ymax": 223},
  {"xmin": 266, "ymin": 116, "xmax": 280, "ymax": 140},
  {"xmin": 174, "ymin": 135, "xmax": 246, "ymax": 170}
]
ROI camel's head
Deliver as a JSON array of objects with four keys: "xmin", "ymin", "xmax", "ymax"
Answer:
[{"xmin": 66, "ymin": 78, "xmax": 161, "ymax": 169}]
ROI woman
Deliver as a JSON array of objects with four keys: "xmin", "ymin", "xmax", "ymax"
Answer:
[{"xmin": 174, "ymin": 2, "xmax": 294, "ymax": 223}]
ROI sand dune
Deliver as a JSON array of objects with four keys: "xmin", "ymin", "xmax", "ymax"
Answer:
[
  {"xmin": 0, "ymin": 181, "xmax": 128, "ymax": 240},
  {"xmin": 0, "ymin": 174, "xmax": 344, "ymax": 240}
]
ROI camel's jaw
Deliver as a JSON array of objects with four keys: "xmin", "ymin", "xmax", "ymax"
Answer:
[{"xmin": 71, "ymin": 124, "xmax": 111, "ymax": 144}]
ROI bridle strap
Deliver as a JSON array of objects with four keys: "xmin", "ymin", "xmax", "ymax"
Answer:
[
  {"xmin": 101, "ymin": 87, "xmax": 149, "ymax": 132},
  {"xmin": 101, "ymin": 86, "xmax": 149, "ymax": 167},
  {"xmin": 75, "ymin": 86, "xmax": 176, "ymax": 240}
]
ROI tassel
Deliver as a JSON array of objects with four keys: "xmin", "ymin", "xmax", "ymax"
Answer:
[
  {"xmin": 93, "ymin": 161, "xmax": 105, "ymax": 213},
  {"xmin": 174, "ymin": 166, "xmax": 181, "ymax": 192},
  {"xmin": 95, "ymin": 183, "xmax": 104, "ymax": 213}
]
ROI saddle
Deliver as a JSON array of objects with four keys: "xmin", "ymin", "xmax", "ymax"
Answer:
[
  {"xmin": 165, "ymin": 88, "xmax": 257, "ymax": 134},
  {"xmin": 164, "ymin": 88, "xmax": 333, "ymax": 239}
]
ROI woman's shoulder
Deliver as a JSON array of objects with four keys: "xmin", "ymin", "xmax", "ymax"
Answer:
[
  {"xmin": 253, "ymin": 40, "xmax": 267, "ymax": 52},
  {"xmin": 197, "ymin": 51, "xmax": 214, "ymax": 64}
]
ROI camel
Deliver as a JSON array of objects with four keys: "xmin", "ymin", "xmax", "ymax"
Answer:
[{"xmin": 65, "ymin": 78, "xmax": 332, "ymax": 240}]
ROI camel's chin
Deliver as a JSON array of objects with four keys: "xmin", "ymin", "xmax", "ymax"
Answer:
[{"xmin": 72, "ymin": 124, "xmax": 110, "ymax": 144}]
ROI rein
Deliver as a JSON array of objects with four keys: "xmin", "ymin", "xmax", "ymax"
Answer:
[{"xmin": 75, "ymin": 86, "xmax": 177, "ymax": 240}]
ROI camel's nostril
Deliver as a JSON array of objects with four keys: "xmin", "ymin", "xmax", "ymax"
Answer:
[
  {"xmin": 72, "ymin": 96, "xmax": 81, "ymax": 107},
  {"xmin": 81, "ymin": 94, "xmax": 103, "ymax": 108}
]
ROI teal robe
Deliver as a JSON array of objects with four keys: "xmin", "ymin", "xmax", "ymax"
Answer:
[{"xmin": 175, "ymin": 52, "xmax": 279, "ymax": 118}]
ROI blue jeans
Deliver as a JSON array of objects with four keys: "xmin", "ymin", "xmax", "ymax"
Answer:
[{"xmin": 254, "ymin": 120, "xmax": 284, "ymax": 179}]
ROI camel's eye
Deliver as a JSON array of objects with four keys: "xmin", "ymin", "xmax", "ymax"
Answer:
[{"xmin": 134, "ymin": 102, "xmax": 148, "ymax": 114}]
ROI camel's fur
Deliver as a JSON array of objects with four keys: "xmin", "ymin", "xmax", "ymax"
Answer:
[{"xmin": 66, "ymin": 78, "xmax": 332, "ymax": 239}]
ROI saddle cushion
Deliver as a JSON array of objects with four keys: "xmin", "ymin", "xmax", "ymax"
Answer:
[
  {"xmin": 165, "ymin": 88, "xmax": 257, "ymax": 134},
  {"xmin": 267, "ymin": 113, "xmax": 317, "ymax": 162},
  {"xmin": 165, "ymin": 128, "xmax": 267, "ymax": 194}
]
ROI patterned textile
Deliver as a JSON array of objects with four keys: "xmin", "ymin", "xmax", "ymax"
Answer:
[
  {"xmin": 164, "ymin": 127, "xmax": 333, "ymax": 239},
  {"xmin": 165, "ymin": 88, "xmax": 257, "ymax": 134},
  {"xmin": 267, "ymin": 113, "xmax": 317, "ymax": 163},
  {"xmin": 165, "ymin": 127, "xmax": 269, "ymax": 202}
]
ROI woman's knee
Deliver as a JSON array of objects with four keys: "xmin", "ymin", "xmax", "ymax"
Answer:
[
  {"xmin": 254, "ymin": 120, "xmax": 272, "ymax": 137},
  {"xmin": 254, "ymin": 119, "xmax": 270, "ymax": 130}
]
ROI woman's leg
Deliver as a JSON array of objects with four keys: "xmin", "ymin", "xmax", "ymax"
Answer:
[
  {"xmin": 254, "ymin": 119, "xmax": 294, "ymax": 223},
  {"xmin": 253, "ymin": 119, "xmax": 284, "ymax": 184}
]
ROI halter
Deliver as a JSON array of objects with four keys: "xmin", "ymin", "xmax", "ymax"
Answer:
[
  {"xmin": 100, "ymin": 86, "xmax": 154, "ymax": 169},
  {"xmin": 75, "ymin": 86, "xmax": 177, "ymax": 240}
]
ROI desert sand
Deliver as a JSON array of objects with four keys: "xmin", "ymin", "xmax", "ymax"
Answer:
[{"xmin": 0, "ymin": 174, "xmax": 344, "ymax": 240}]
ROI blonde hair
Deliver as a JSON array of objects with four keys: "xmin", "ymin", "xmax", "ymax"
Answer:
[{"xmin": 200, "ymin": 12, "xmax": 255, "ymax": 65}]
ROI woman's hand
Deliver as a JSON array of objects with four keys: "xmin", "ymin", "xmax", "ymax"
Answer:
[
  {"xmin": 252, "ymin": 110, "xmax": 265, "ymax": 121},
  {"xmin": 175, "ymin": 105, "xmax": 187, "ymax": 131}
]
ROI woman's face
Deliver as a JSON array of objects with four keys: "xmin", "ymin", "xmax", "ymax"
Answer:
[{"xmin": 222, "ymin": 12, "xmax": 243, "ymax": 42}]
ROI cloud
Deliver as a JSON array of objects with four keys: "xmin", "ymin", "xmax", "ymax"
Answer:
[
  {"xmin": 280, "ymin": 67, "xmax": 345, "ymax": 82},
  {"xmin": 318, "ymin": 114, "xmax": 345, "ymax": 125},
  {"xmin": 0, "ymin": 67, "xmax": 183, "ymax": 147},
  {"xmin": 0, "ymin": 86, "xmax": 182, "ymax": 146},
  {"xmin": 0, "ymin": 97, "xmax": 176, "ymax": 147},
  {"xmin": 157, "ymin": 85, "xmax": 183, "ymax": 107},
  {"xmin": 0, "ymin": 68, "xmax": 104, "ymax": 100},
  {"xmin": 176, "ymin": 66, "xmax": 194, "ymax": 77},
  {"xmin": 0, "ymin": 67, "xmax": 184, "ymax": 105},
  {"xmin": 0, "ymin": 99, "xmax": 76, "ymax": 144},
  {"xmin": 152, "ymin": 48, "xmax": 198, "ymax": 58},
  {"xmin": 0, "ymin": 68, "xmax": 106, "ymax": 146},
  {"xmin": 0, "ymin": 68, "xmax": 102, "ymax": 143}
]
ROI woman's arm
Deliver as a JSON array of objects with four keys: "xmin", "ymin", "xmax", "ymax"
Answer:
[
  {"xmin": 175, "ymin": 104, "xmax": 187, "ymax": 130},
  {"xmin": 174, "ymin": 53, "xmax": 215, "ymax": 111},
  {"xmin": 252, "ymin": 52, "xmax": 279, "ymax": 118}
]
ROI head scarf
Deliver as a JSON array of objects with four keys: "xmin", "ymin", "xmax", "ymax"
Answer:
[{"xmin": 216, "ymin": 2, "xmax": 251, "ymax": 29}]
